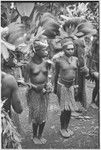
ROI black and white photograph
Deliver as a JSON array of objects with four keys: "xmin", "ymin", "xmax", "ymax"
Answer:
[{"xmin": 1, "ymin": 1, "xmax": 100, "ymax": 149}]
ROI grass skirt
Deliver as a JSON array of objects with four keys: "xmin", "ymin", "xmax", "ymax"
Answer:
[
  {"xmin": 26, "ymin": 87, "xmax": 49, "ymax": 124},
  {"xmin": 57, "ymin": 82, "xmax": 78, "ymax": 111}
]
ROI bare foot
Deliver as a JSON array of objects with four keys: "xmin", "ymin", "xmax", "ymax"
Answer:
[
  {"xmin": 66, "ymin": 129, "xmax": 74, "ymax": 136},
  {"xmin": 33, "ymin": 137, "xmax": 42, "ymax": 144},
  {"xmin": 76, "ymin": 102, "xmax": 87, "ymax": 112},
  {"xmin": 71, "ymin": 112, "xmax": 80, "ymax": 117},
  {"xmin": 60, "ymin": 129, "xmax": 73, "ymax": 138},
  {"xmin": 40, "ymin": 137, "xmax": 47, "ymax": 144},
  {"xmin": 90, "ymin": 103, "xmax": 98, "ymax": 109}
]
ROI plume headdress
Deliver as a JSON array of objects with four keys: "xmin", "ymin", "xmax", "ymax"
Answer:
[
  {"xmin": 1, "ymin": 10, "xmax": 47, "ymax": 59},
  {"xmin": 58, "ymin": 16, "xmax": 97, "ymax": 47},
  {"xmin": 41, "ymin": 12, "xmax": 60, "ymax": 39},
  {"xmin": 51, "ymin": 16, "xmax": 97, "ymax": 70},
  {"xmin": 40, "ymin": 12, "xmax": 61, "ymax": 54}
]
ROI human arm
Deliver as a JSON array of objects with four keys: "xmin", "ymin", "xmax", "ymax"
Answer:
[
  {"xmin": 1, "ymin": 73, "xmax": 23, "ymax": 114},
  {"xmin": 89, "ymin": 69, "xmax": 99, "ymax": 80},
  {"xmin": 89, "ymin": 58, "xmax": 99, "ymax": 80},
  {"xmin": 23, "ymin": 63, "xmax": 30, "ymax": 83},
  {"xmin": 53, "ymin": 60, "xmax": 60, "ymax": 94},
  {"xmin": 9, "ymin": 76, "xmax": 23, "ymax": 114},
  {"xmin": 77, "ymin": 57, "xmax": 89, "ymax": 77}
]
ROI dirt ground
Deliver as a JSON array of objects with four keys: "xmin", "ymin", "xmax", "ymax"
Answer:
[{"xmin": 12, "ymin": 80, "xmax": 100, "ymax": 149}]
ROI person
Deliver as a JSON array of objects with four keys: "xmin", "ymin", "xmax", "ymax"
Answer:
[
  {"xmin": 91, "ymin": 72, "xmax": 99, "ymax": 108},
  {"xmin": 89, "ymin": 34, "xmax": 99, "ymax": 108},
  {"xmin": 1, "ymin": 71, "xmax": 23, "ymax": 117},
  {"xmin": 53, "ymin": 40, "xmax": 89, "ymax": 138},
  {"xmin": 23, "ymin": 36, "xmax": 52, "ymax": 144}
]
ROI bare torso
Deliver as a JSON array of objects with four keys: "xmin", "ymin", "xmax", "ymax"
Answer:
[
  {"xmin": 58, "ymin": 56, "xmax": 78, "ymax": 81},
  {"xmin": 29, "ymin": 59, "xmax": 48, "ymax": 85}
]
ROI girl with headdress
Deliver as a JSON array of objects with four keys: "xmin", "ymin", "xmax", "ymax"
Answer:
[
  {"xmin": 53, "ymin": 16, "xmax": 97, "ymax": 138},
  {"xmin": 24, "ymin": 12, "xmax": 60, "ymax": 144},
  {"xmin": 24, "ymin": 35, "xmax": 53, "ymax": 144}
]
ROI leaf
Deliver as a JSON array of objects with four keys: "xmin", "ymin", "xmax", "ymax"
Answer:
[
  {"xmin": 3, "ymin": 125, "xmax": 9, "ymax": 135},
  {"xmin": 8, "ymin": 22, "xmax": 25, "ymax": 33},
  {"xmin": 18, "ymin": 45, "xmax": 31, "ymax": 54},
  {"xmin": 41, "ymin": 12, "xmax": 55, "ymax": 24},
  {"xmin": 60, "ymin": 15, "xmax": 70, "ymax": 21},
  {"xmin": 13, "ymin": 134, "xmax": 22, "ymax": 143},
  {"xmin": 77, "ymin": 22, "xmax": 97, "ymax": 35},
  {"xmin": 1, "ymin": 43, "xmax": 9, "ymax": 60},
  {"xmin": 1, "ymin": 107, "xmax": 22, "ymax": 149},
  {"xmin": 66, "ymin": 6, "xmax": 73, "ymax": 17},
  {"xmin": 30, "ymin": 10, "xmax": 39, "ymax": 28},
  {"xmin": 1, "ymin": 99, "xmax": 8, "ymax": 108},
  {"xmin": 16, "ymin": 3, "xmax": 35, "ymax": 17},
  {"xmin": 7, "ymin": 22, "xmax": 27, "ymax": 46},
  {"xmin": 2, "ymin": 116, "xmax": 7, "ymax": 131},
  {"xmin": 1, "ymin": 39, "xmax": 15, "ymax": 51},
  {"xmin": 1, "ymin": 3, "xmax": 7, "ymax": 14},
  {"xmin": 1, "ymin": 26, "xmax": 9, "ymax": 35},
  {"xmin": 35, "ymin": 26, "xmax": 44, "ymax": 39},
  {"xmin": 16, "ymin": 16, "xmax": 21, "ymax": 23},
  {"xmin": 3, "ymin": 137, "xmax": 8, "ymax": 148}
]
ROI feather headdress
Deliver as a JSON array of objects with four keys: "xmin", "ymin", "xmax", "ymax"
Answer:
[
  {"xmin": 41, "ymin": 12, "xmax": 60, "ymax": 39},
  {"xmin": 5, "ymin": 11, "xmax": 45, "ymax": 54},
  {"xmin": 59, "ymin": 16, "xmax": 97, "ymax": 45}
]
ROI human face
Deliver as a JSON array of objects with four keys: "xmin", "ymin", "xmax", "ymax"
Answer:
[
  {"xmin": 40, "ymin": 46, "xmax": 48, "ymax": 57},
  {"xmin": 35, "ymin": 37, "xmax": 49, "ymax": 58},
  {"xmin": 64, "ymin": 44, "xmax": 74, "ymax": 57},
  {"xmin": 36, "ymin": 44, "xmax": 48, "ymax": 58}
]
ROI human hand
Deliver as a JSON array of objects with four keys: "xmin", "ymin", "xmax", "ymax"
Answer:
[
  {"xmin": 36, "ymin": 84, "xmax": 45, "ymax": 92},
  {"xmin": 80, "ymin": 66, "xmax": 89, "ymax": 76},
  {"xmin": 93, "ymin": 72, "xmax": 99, "ymax": 80}
]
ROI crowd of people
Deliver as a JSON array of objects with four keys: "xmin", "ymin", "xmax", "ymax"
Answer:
[{"xmin": 1, "ymin": 11, "xmax": 99, "ymax": 146}]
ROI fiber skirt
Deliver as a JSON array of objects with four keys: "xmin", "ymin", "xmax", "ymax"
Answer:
[
  {"xmin": 26, "ymin": 88, "xmax": 49, "ymax": 124},
  {"xmin": 57, "ymin": 82, "xmax": 78, "ymax": 111}
]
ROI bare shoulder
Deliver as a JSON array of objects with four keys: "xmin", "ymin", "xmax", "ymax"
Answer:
[
  {"xmin": 2, "ymin": 72, "xmax": 15, "ymax": 81},
  {"xmin": 72, "ymin": 56, "xmax": 78, "ymax": 61},
  {"xmin": 2, "ymin": 72, "xmax": 18, "ymax": 89},
  {"xmin": 45, "ymin": 59, "xmax": 53, "ymax": 65}
]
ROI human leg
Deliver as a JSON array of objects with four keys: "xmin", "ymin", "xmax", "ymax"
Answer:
[
  {"xmin": 92, "ymin": 79, "xmax": 99, "ymax": 102},
  {"xmin": 32, "ymin": 123, "xmax": 38, "ymax": 138},
  {"xmin": 32, "ymin": 123, "xmax": 42, "ymax": 144},
  {"xmin": 59, "ymin": 85, "xmax": 74, "ymax": 137},
  {"xmin": 60, "ymin": 110, "xmax": 66, "ymax": 130},
  {"xmin": 38, "ymin": 121, "xmax": 45, "ymax": 138},
  {"xmin": 91, "ymin": 80, "xmax": 99, "ymax": 109},
  {"xmin": 68, "ymin": 86, "xmax": 81, "ymax": 116},
  {"xmin": 60, "ymin": 109, "xmax": 73, "ymax": 137},
  {"xmin": 38, "ymin": 121, "xmax": 47, "ymax": 144},
  {"xmin": 65, "ymin": 110, "xmax": 71, "ymax": 129}
]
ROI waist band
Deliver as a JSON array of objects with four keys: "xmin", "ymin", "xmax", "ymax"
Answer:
[{"xmin": 59, "ymin": 78, "xmax": 75, "ymax": 83}]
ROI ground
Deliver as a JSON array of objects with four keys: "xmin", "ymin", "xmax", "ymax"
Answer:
[{"xmin": 12, "ymin": 80, "xmax": 100, "ymax": 149}]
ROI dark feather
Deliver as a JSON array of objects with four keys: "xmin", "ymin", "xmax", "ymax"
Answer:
[
  {"xmin": 7, "ymin": 22, "xmax": 26, "ymax": 46},
  {"xmin": 62, "ymin": 17, "xmax": 97, "ymax": 40},
  {"xmin": 63, "ymin": 17, "xmax": 85, "ymax": 31},
  {"xmin": 41, "ymin": 13, "xmax": 60, "ymax": 38}
]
